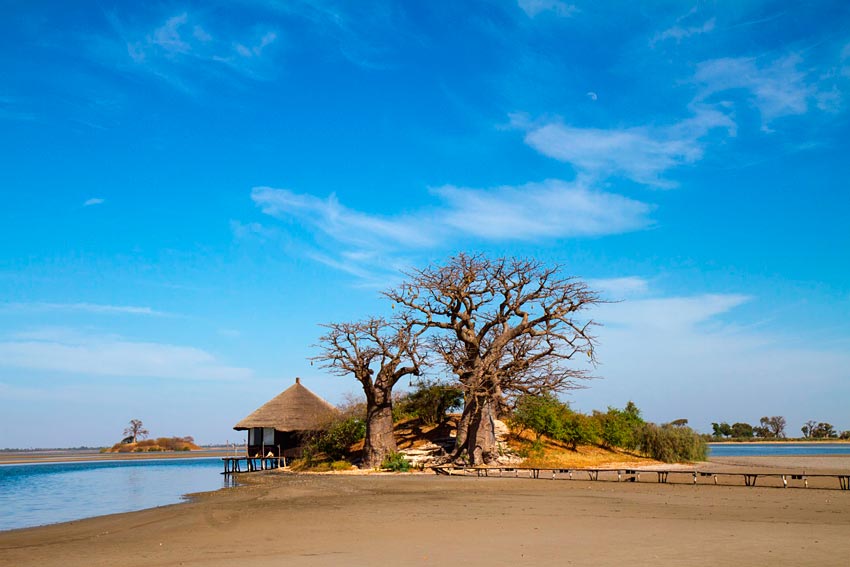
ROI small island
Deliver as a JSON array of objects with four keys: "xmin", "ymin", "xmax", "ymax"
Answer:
[{"xmin": 101, "ymin": 419, "xmax": 200, "ymax": 453}]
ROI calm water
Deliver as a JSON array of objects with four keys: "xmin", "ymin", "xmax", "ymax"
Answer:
[
  {"xmin": 0, "ymin": 457, "xmax": 229, "ymax": 532},
  {"xmin": 708, "ymin": 443, "xmax": 850, "ymax": 457}
]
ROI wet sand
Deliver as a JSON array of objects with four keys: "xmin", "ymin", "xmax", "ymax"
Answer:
[{"xmin": 2, "ymin": 457, "xmax": 849, "ymax": 567}]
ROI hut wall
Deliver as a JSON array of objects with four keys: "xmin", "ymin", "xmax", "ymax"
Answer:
[{"xmin": 246, "ymin": 429, "xmax": 305, "ymax": 457}]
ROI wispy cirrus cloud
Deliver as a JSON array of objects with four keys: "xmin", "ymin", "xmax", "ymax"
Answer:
[
  {"xmin": 431, "ymin": 178, "xmax": 652, "ymax": 239},
  {"xmin": 1, "ymin": 302, "xmax": 168, "ymax": 317},
  {"xmin": 694, "ymin": 54, "xmax": 815, "ymax": 127},
  {"xmin": 83, "ymin": 198, "xmax": 105, "ymax": 207},
  {"xmin": 250, "ymin": 179, "xmax": 653, "ymax": 280},
  {"xmin": 652, "ymin": 6, "xmax": 715, "ymax": 45},
  {"xmin": 514, "ymin": 107, "xmax": 734, "ymax": 187},
  {"xmin": 251, "ymin": 187, "xmax": 437, "ymax": 249},
  {"xmin": 517, "ymin": 0, "xmax": 577, "ymax": 18},
  {"xmin": 586, "ymin": 276, "xmax": 650, "ymax": 300},
  {"xmin": 655, "ymin": 17, "xmax": 715, "ymax": 43},
  {"xmin": 252, "ymin": 180, "xmax": 652, "ymax": 245},
  {"xmin": 98, "ymin": 11, "xmax": 280, "ymax": 89},
  {"xmin": 0, "ymin": 328, "xmax": 251, "ymax": 381}
]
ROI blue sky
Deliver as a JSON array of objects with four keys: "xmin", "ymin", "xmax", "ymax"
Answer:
[{"xmin": 2, "ymin": 1, "xmax": 849, "ymax": 447}]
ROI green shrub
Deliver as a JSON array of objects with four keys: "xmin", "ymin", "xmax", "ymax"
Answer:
[
  {"xmin": 381, "ymin": 451, "xmax": 411, "ymax": 472},
  {"xmin": 593, "ymin": 402, "xmax": 644, "ymax": 451},
  {"xmin": 308, "ymin": 417, "xmax": 366, "ymax": 461},
  {"xmin": 395, "ymin": 380, "xmax": 464, "ymax": 425},
  {"xmin": 511, "ymin": 392, "xmax": 567, "ymax": 441},
  {"xmin": 559, "ymin": 411, "xmax": 599, "ymax": 449},
  {"xmin": 637, "ymin": 423, "xmax": 707, "ymax": 462},
  {"xmin": 331, "ymin": 460, "xmax": 353, "ymax": 471}
]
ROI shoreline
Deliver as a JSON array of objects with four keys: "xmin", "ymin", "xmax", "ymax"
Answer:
[
  {"xmin": 708, "ymin": 439, "xmax": 850, "ymax": 444},
  {"xmin": 2, "ymin": 463, "xmax": 849, "ymax": 567},
  {"xmin": 0, "ymin": 448, "xmax": 233, "ymax": 466}
]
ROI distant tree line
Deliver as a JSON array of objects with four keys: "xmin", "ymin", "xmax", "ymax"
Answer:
[
  {"xmin": 711, "ymin": 416, "xmax": 849, "ymax": 440},
  {"xmin": 801, "ymin": 420, "xmax": 849, "ymax": 439}
]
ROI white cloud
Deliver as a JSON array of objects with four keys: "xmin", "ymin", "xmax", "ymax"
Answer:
[
  {"xmin": 251, "ymin": 180, "xmax": 654, "ymax": 280},
  {"xmin": 149, "ymin": 13, "xmax": 192, "ymax": 57},
  {"xmin": 0, "ymin": 329, "xmax": 251, "ymax": 381},
  {"xmin": 83, "ymin": 198, "xmax": 105, "ymax": 206},
  {"xmin": 586, "ymin": 91, "xmax": 598, "ymax": 101},
  {"xmin": 1, "ymin": 302, "xmax": 167, "ymax": 316},
  {"xmin": 119, "ymin": 12, "xmax": 279, "ymax": 84},
  {"xmin": 586, "ymin": 277, "xmax": 650, "ymax": 299},
  {"xmin": 518, "ymin": 0, "xmax": 577, "ymax": 18},
  {"xmin": 233, "ymin": 32, "xmax": 278, "ymax": 58},
  {"xmin": 654, "ymin": 17, "xmax": 715, "ymax": 44},
  {"xmin": 516, "ymin": 108, "xmax": 734, "ymax": 187},
  {"xmin": 578, "ymin": 293, "xmax": 850, "ymax": 432},
  {"xmin": 694, "ymin": 54, "xmax": 813, "ymax": 126},
  {"xmin": 251, "ymin": 187, "xmax": 436, "ymax": 249},
  {"xmin": 431, "ymin": 179, "xmax": 652, "ymax": 239},
  {"xmin": 597, "ymin": 294, "xmax": 751, "ymax": 331}
]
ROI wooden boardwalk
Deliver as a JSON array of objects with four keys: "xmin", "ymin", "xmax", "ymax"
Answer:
[{"xmin": 431, "ymin": 465, "xmax": 850, "ymax": 491}]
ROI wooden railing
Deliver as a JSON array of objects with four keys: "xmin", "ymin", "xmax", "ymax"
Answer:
[{"xmin": 430, "ymin": 465, "xmax": 850, "ymax": 491}]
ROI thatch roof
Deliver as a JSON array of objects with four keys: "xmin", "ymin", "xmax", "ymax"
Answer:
[{"xmin": 233, "ymin": 378, "xmax": 338, "ymax": 432}]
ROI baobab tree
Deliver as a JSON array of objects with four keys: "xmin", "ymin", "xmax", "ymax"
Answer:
[
  {"xmin": 313, "ymin": 317, "xmax": 424, "ymax": 468},
  {"xmin": 386, "ymin": 254, "xmax": 600, "ymax": 465},
  {"xmin": 123, "ymin": 419, "xmax": 148, "ymax": 443}
]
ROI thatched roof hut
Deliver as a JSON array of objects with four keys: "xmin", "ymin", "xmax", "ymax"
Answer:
[
  {"xmin": 234, "ymin": 377, "xmax": 338, "ymax": 432},
  {"xmin": 234, "ymin": 378, "xmax": 338, "ymax": 457}
]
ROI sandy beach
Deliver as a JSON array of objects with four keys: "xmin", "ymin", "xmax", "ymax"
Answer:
[{"xmin": 2, "ymin": 456, "xmax": 849, "ymax": 567}]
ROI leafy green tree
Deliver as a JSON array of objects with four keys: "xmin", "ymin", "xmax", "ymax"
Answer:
[
  {"xmin": 510, "ymin": 393, "xmax": 598, "ymax": 450},
  {"xmin": 755, "ymin": 416, "xmax": 786, "ymax": 438},
  {"xmin": 812, "ymin": 422, "xmax": 837, "ymax": 438},
  {"xmin": 309, "ymin": 416, "xmax": 366, "ymax": 461},
  {"xmin": 396, "ymin": 380, "xmax": 463, "ymax": 425},
  {"xmin": 511, "ymin": 393, "xmax": 566, "ymax": 441},
  {"xmin": 730, "ymin": 422, "xmax": 754, "ymax": 438},
  {"xmin": 801, "ymin": 420, "xmax": 817, "ymax": 438},
  {"xmin": 596, "ymin": 402, "xmax": 644, "ymax": 450},
  {"xmin": 558, "ymin": 411, "xmax": 599, "ymax": 450},
  {"xmin": 711, "ymin": 422, "xmax": 732, "ymax": 437}
]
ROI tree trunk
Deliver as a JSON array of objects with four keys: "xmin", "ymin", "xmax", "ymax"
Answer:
[
  {"xmin": 451, "ymin": 394, "xmax": 498, "ymax": 465},
  {"xmin": 363, "ymin": 399, "xmax": 397, "ymax": 469},
  {"xmin": 449, "ymin": 401, "xmax": 473, "ymax": 462},
  {"xmin": 467, "ymin": 395, "xmax": 498, "ymax": 465}
]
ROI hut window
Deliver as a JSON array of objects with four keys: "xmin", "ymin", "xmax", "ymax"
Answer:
[
  {"xmin": 263, "ymin": 427, "xmax": 275, "ymax": 445},
  {"xmin": 249, "ymin": 428, "xmax": 261, "ymax": 445}
]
